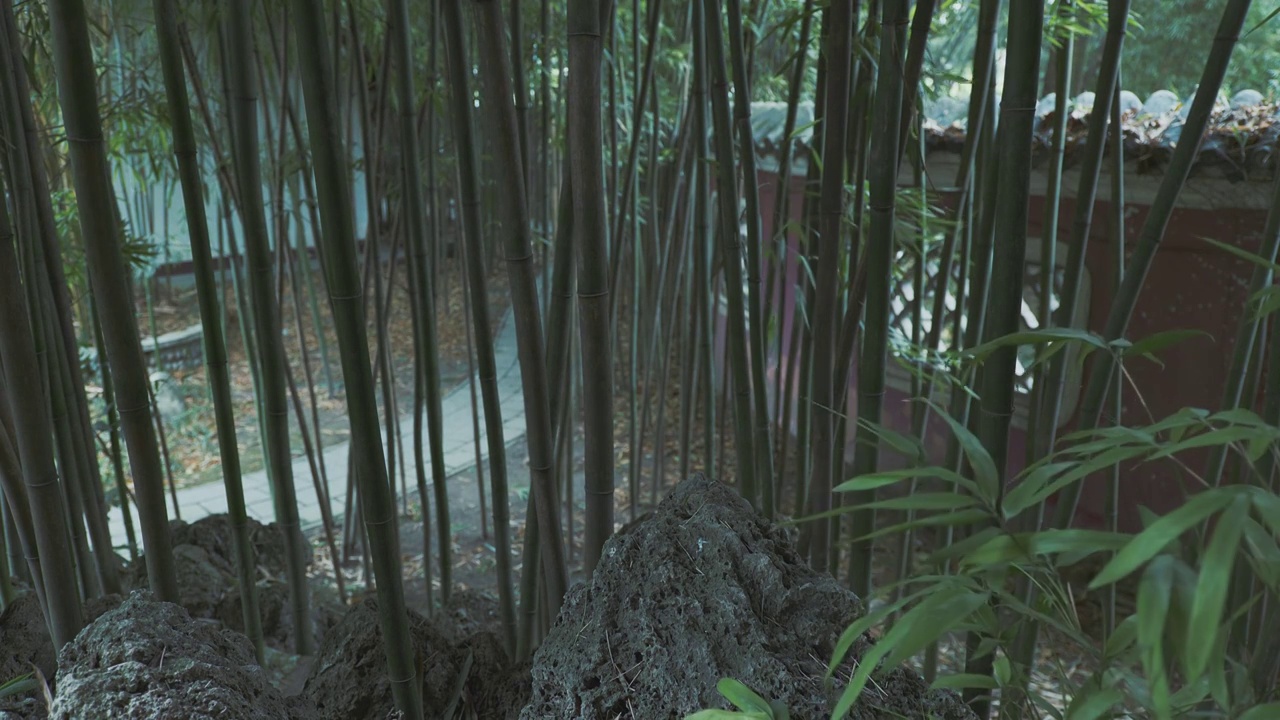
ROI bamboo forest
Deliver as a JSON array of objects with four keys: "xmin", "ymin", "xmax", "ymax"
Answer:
[{"xmin": 3, "ymin": 0, "xmax": 1280, "ymax": 717}]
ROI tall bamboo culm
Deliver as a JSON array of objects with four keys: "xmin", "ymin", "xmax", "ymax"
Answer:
[
  {"xmin": 287, "ymin": 2, "xmax": 424, "ymax": 717},
  {"xmin": 568, "ymin": 0, "xmax": 615, "ymax": 575},
  {"xmin": 44, "ymin": 0, "xmax": 180, "ymax": 603},
  {"xmin": 222, "ymin": 0, "xmax": 312, "ymax": 655},
  {"xmin": 147, "ymin": 0, "xmax": 265, "ymax": 661},
  {"xmin": 440, "ymin": 0, "xmax": 519, "ymax": 652},
  {"xmin": 387, "ymin": 0, "xmax": 454, "ymax": 606}
]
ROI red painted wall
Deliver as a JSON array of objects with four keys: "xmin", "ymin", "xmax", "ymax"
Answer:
[{"xmin": 744, "ymin": 164, "xmax": 1270, "ymax": 532}]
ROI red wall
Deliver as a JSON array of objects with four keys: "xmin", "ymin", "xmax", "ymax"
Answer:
[{"xmin": 746, "ymin": 165, "xmax": 1270, "ymax": 531}]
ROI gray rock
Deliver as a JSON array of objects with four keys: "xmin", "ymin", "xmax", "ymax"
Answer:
[
  {"xmin": 1118, "ymin": 90, "xmax": 1143, "ymax": 117},
  {"xmin": 519, "ymin": 474, "xmax": 975, "ymax": 720},
  {"xmin": 1231, "ymin": 89, "xmax": 1264, "ymax": 110},
  {"xmin": 1073, "ymin": 91, "xmax": 1096, "ymax": 114},
  {"xmin": 1141, "ymin": 89, "xmax": 1181, "ymax": 117},
  {"xmin": 1034, "ymin": 93, "xmax": 1059, "ymax": 118},
  {"xmin": 51, "ymin": 591, "xmax": 293, "ymax": 719},
  {"xmin": 147, "ymin": 371, "xmax": 184, "ymax": 418}
]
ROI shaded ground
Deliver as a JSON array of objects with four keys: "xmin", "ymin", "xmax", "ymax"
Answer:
[{"xmin": 96, "ymin": 257, "xmax": 511, "ymax": 494}]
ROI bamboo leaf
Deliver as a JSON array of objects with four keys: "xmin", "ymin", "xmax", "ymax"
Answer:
[
  {"xmin": 1237, "ymin": 703, "xmax": 1280, "ymax": 720},
  {"xmin": 1137, "ymin": 556, "xmax": 1175, "ymax": 720},
  {"xmin": 716, "ymin": 678, "xmax": 773, "ymax": 715},
  {"xmin": 1249, "ymin": 487, "xmax": 1280, "ymax": 538},
  {"xmin": 833, "ymin": 466, "xmax": 970, "ymax": 494},
  {"xmin": 684, "ymin": 711, "xmax": 770, "ymax": 720},
  {"xmin": 1117, "ymin": 329, "xmax": 1211, "ymax": 366},
  {"xmin": 856, "ymin": 492, "xmax": 979, "ymax": 512},
  {"xmin": 1242, "ymin": 517, "xmax": 1280, "ymax": 589},
  {"xmin": 1183, "ymin": 494, "xmax": 1248, "ymax": 680},
  {"xmin": 961, "ymin": 530, "xmax": 1129, "ymax": 569},
  {"xmin": 1199, "ymin": 235, "xmax": 1280, "ymax": 272},
  {"xmin": 925, "ymin": 526, "xmax": 1004, "ymax": 566},
  {"xmin": 1064, "ymin": 687, "xmax": 1123, "ymax": 720},
  {"xmin": 1089, "ymin": 489, "xmax": 1236, "ymax": 589},
  {"xmin": 831, "ymin": 587, "xmax": 989, "ymax": 719},
  {"xmin": 1102, "ymin": 614, "xmax": 1139, "ymax": 660},
  {"xmin": 1001, "ymin": 462, "xmax": 1076, "ymax": 519},
  {"xmin": 1147, "ymin": 425, "xmax": 1268, "ymax": 460},
  {"xmin": 826, "ymin": 588, "xmax": 930, "ymax": 679},
  {"xmin": 962, "ymin": 328, "xmax": 1108, "ymax": 363},
  {"xmin": 855, "ymin": 418, "xmax": 926, "ymax": 462},
  {"xmin": 854, "ymin": 508, "xmax": 992, "ymax": 543},
  {"xmin": 927, "ymin": 401, "xmax": 998, "ymax": 505}
]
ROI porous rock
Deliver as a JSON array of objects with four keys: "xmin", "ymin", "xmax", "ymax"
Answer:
[
  {"xmin": 0, "ymin": 591, "xmax": 53, "ymax": 720},
  {"xmin": 519, "ymin": 473, "xmax": 976, "ymax": 720},
  {"xmin": 170, "ymin": 514, "xmax": 307, "ymax": 579},
  {"xmin": 0, "ymin": 591, "xmax": 55, "ymax": 680},
  {"xmin": 436, "ymin": 588, "xmax": 502, "ymax": 644},
  {"xmin": 50, "ymin": 590, "xmax": 293, "ymax": 719},
  {"xmin": 217, "ymin": 580, "xmax": 343, "ymax": 652},
  {"xmin": 302, "ymin": 598, "xmax": 528, "ymax": 720}
]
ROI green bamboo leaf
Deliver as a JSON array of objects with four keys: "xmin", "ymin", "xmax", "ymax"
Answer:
[
  {"xmin": 925, "ymin": 527, "xmax": 1003, "ymax": 566},
  {"xmin": 1102, "ymin": 614, "xmax": 1139, "ymax": 660},
  {"xmin": 716, "ymin": 678, "xmax": 772, "ymax": 715},
  {"xmin": 0, "ymin": 674, "xmax": 36, "ymax": 700},
  {"xmin": 826, "ymin": 588, "xmax": 929, "ymax": 679},
  {"xmin": 1147, "ymin": 425, "xmax": 1268, "ymax": 460},
  {"xmin": 1117, "ymin": 329, "xmax": 1211, "ymax": 366},
  {"xmin": 879, "ymin": 590, "xmax": 991, "ymax": 671},
  {"xmin": 831, "ymin": 588, "xmax": 989, "ymax": 719},
  {"xmin": 854, "ymin": 509, "xmax": 993, "ymax": 543},
  {"xmin": 961, "ymin": 529, "xmax": 1129, "ymax": 569},
  {"xmin": 1242, "ymin": 517, "xmax": 1280, "ymax": 589},
  {"xmin": 1065, "ymin": 687, "xmax": 1123, "ymax": 720},
  {"xmin": 1251, "ymin": 285, "xmax": 1280, "ymax": 319},
  {"xmin": 855, "ymin": 418, "xmax": 925, "ymax": 462},
  {"xmin": 1209, "ymin": 408, "xmax": 1270, "ymax": 426},
  {"xmin": 1183, "ymin": 494, "xmax": 1248, "ymax": 679},
  {"xmin": 1246, "ymin": 433, "xmax": 1274, "ymax": 463},
  {"xmin": 1199, "ymin": 236, "xmax": 1280, "ymax": 272},
  {"xmin": 684, "ymin": 711, "xmax": 769, "ymax": 720},
  {"xmin": 963, "ymin": 328, "xmax": 1108, "ymax": 363},
  {"xmin": 1001, "ymin": 462, "xmax": 1076, "ymax": 519},
  {"xmin": 1137, "ymin": 556, "xmax": 1175, "ymax": 720},
  {"xmin": 856, "ymin": 492, "xmax": 979, "ymax": 512},
  {"xmin": 926, "ymin": 401, "xmax": 998, "ymax": 504},
  {"xmin": 1237, "ymin": 703, "xmax": 1280, "ymax": 720},
  {"xmin": 1089, "ymin": 489, "xmax": 1236, "ymax": 589},
  {"xmin": 1249, "ymin": 488, "xmax": 1280, "ymax": 538},
  {"xmin": 1168, "ymin": 674, "xmax": 1211, "ymax": 711},
  {"xmin": 1009, "ymin": 446, "xmax": 1149, "ymax": 519},
  {"xmin": 832, "ymin": 467, "xmax": 952, "ymax": 494}
]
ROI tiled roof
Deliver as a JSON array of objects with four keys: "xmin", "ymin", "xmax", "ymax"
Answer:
[{"xmin": 751, "ymin": 89, "xmax": 1280, "ymax": 181}]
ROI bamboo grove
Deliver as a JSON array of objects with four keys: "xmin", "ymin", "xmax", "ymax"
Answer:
[{"xmin": 2, "ymin": 0, "xmax": 1280, "ymax": 718}]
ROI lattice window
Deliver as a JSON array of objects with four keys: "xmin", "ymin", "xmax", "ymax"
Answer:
[{"xmin": 887, "ymin": 241, "xmax": 1069, "ymax": 397}]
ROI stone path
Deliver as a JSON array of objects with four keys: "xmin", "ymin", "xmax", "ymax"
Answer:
[{"xmin": 106, "ymin": 300, "xmax": 527, "ymax": 552}]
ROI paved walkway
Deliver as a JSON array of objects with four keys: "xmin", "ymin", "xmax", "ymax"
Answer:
[{"xmin": 106, "ymin": 300, "xmax": 527, "ymax": 552}]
